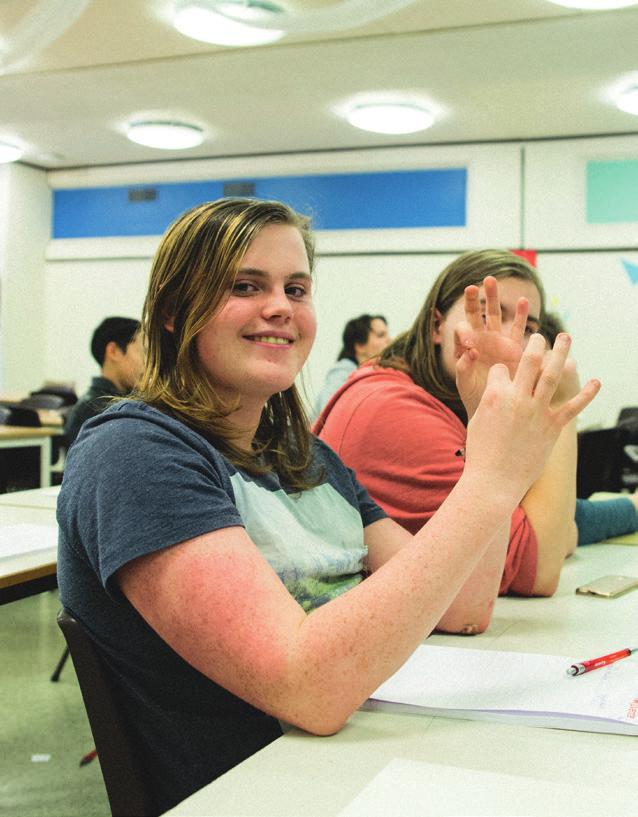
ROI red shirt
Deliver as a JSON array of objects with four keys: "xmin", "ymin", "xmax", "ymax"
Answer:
[{"xmin": 313, "ymin": 365, "xmax": 538, "ymax": 596}]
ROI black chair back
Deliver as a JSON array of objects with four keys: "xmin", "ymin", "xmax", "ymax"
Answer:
[
  {"xmin": 57, "ymin": 608, "xmax": 156, "ymax": 817},
  {"xmin": 576, "ymin": 426, "xmax": 627, "ymax": 498},
  {"xmin": 1, "ymin": 404, "xmax": 41, "ymax": 427},
  {"xmin": 22, "ymin": 394, "xmax": 66, "ymax": 411},
  {"xmin": 618, "ymin": 406, "xmax": 638, "ymax": 428},
  {"xmin": 31, "ymin": 386, "xmax": 78, "ymax": 406}
]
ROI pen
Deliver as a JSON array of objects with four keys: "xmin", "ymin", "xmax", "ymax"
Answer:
[{"xmin": 566, "ymin": 647, "xmax": 637, "ymax": 676}]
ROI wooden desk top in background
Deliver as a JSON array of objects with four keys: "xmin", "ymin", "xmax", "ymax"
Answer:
[{"xmin": 0, "ymin": 425, "xmax": 63, "ymax": 440}]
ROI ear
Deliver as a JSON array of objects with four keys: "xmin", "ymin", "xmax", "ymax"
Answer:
[
  {"xmin": 432, "ymin": 308, "xmax": 444, "ymax": 345},
  {"xmin": 104, "ymin": 340, "xmax": 121, "ymax": 361}
]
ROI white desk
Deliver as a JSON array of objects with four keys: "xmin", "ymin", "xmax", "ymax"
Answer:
[
  {"xmin": 165, "ymin": 544, "xmax": 638, "ymax": 817},
  {"xmin": 0, "ymin": 504, "xmax": 58, "ymax": 604},
  {"xmin": 0, "ymin": 425, "xmax": 62, "ymax": 488},
  {"xmin": 0, "ymin": 484, "xmax": 60, "ymax": 510}
]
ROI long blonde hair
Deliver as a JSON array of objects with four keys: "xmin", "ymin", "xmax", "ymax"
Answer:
[
  {"xmin": 137, "ymin": 197, "xmax": 318, "ymax": 490},
  {"xmin": 379, "ymin": 249, "xmax": 546, "ymax": 417}
]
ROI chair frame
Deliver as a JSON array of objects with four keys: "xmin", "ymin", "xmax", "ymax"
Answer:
[{"xmin": 57, "ymin": 608, "xmax": 156, "ymax": 817}]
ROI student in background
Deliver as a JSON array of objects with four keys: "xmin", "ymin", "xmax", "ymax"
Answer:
[
  {"xmin": 313, "ymin": 313, "xmax": 390, "ymax": 417},
  {"xmin": 64, "ymin": 316, "xmax": 144, "ymax": 446},
  {"xmin": 57, "ymin": 202, "xmax": 597, "ymax": 814},
  {"xmin": 315, "ymin": 250, "xmax": 582, "ymax": 597},
  {"xmin": 540, "ymin": 311, "xmax": 638, "ymax": 544}
]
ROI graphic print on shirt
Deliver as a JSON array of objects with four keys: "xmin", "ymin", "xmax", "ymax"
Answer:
[{"xmin": 229, "ymin": 473, "xmax": 367, "ymax": 611}]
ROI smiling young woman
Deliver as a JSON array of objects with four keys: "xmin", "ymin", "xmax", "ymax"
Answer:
[{"xmin": 57, "ymin": 200, "xmax": 599, "ymax": 815}]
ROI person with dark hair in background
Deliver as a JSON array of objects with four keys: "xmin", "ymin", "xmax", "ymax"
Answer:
[
  {"xmin": 540, "ymin": 312, "xmax": 638, "ymax": 545},
  {"xmin": 313, "ymin": 313, "xmax": 389, "ymax": 417},
  {"xmin": 64, "ymin": 316, "xmax": 144, "ymax": 446}
]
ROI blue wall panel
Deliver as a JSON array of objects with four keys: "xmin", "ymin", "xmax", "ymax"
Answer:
[{"xmin": 53, "ymin": 168, "xmax": 467, "ymax": 238}]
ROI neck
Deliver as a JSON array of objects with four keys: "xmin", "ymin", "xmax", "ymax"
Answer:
[
  {"xmin": 226, "ymin": 399, "xmax": 266, "ymax": 452},
  {"xmin": 100, "ymin": 366, "xmax": 124, "ymax": 393}
]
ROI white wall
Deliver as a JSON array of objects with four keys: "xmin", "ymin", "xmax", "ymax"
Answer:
[
  {"xmin": 538, "ymin": 252, "xmax": 638, "ymax": 429},
  {"xmin": 0, "ymin": 163, "xmax": 50, "ymax": 394},
  {"xmin": 43, "ymin": 258, "xmax": 149, "ymax": 393}
]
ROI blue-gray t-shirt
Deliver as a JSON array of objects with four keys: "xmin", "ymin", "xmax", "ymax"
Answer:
[{"xmin": 57, "ymin": 400, "xmax": 385, "ymax": 814}]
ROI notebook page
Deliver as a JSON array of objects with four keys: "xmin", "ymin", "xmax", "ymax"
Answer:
[{"xmin": 371, "ymin": 645, "xmax": 638, "ymax": 726}]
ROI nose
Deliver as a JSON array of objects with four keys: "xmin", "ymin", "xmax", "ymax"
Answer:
[{"xmin": 261, "ymin": 286, "xmax": 293, "ymax": 321}]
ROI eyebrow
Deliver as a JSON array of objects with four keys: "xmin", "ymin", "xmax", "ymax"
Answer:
[{"xmin": 237, "ymin": 267, "xmax": 312, "ymax": 282}]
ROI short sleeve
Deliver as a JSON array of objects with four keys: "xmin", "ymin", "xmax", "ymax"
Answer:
[
  {"xmin": 311, "ymin": 437, "xmax": 387, "ymax": 529},
  {"xmin": 59, "ymin": 409, "xmax": 244, "ymax": 593}
]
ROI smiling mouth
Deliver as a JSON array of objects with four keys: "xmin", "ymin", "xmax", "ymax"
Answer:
[{"xmin": 245, "ymin": 335, "xmax": 293, "ymax": 345}]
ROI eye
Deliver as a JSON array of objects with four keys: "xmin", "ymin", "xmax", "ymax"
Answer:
[
  {"xmin": 232, "ymin": 281, "xmax": 259, "ymax": 296},
  {"xmin": 285, "ymin": 283, "xmax": 309, "ymax": 299}
]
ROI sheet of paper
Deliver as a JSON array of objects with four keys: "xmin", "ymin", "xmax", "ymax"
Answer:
[
  {"xmin": 370, "ymin": 645, "xmax": 638, "ymax": 730},
  {"xmin": 0, "ymin": 524, "xmax": 57, "ymax": 559},
  {"xmin": 337, "ymin": 758, "xmax": 636, "ymax": 817}
]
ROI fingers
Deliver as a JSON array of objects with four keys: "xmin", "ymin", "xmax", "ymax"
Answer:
[
  {"xmin": 482, "ymin": 276, "xmax": 502, "ymax": 333},
  {"xmin": 509, "ymin": 296, "xmax": 530, "ymax": 347},
  {"xmin": 533, "ymin": 333, "xmax": 571, "ymax": 404},
  {"xmin": 512, "ymin": 332, "xmax": 548, "ymax": 393},
  {"xmin": 553, "ymin": 378, "xmax": 601, "ymax": 427},
  {"xmin": 454, "ymin": 321, "xmax": 474, "ymax": 359},
  {"xmin": 485, "ymin": 361, "xmax": 510, "ymax": 388},
  {"xmin": 463, "ymin": 285, "xmax": 483, "ymax": 332}
]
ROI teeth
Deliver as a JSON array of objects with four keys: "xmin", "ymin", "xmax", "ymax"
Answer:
[{"xmin": 251, "ymin": 336, "xmax": 291, "ymax": 344}]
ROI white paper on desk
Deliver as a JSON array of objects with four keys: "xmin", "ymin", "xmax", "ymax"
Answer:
[
  {"xmin": 368, "ymin": 645, "xmax": 638, "ymax": 735},
  {"xmin": 337, "ymin": 758, "xmax": 636, "ymax": 817},
  {"xmin": 0, "ymin": 524, "xmax": 57, "ymax": 558}
]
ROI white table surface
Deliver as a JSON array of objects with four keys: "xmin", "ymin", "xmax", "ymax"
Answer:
[
  {"xmin": 165, "ymin": 543, "xmax": 638, "ymax": 817},
  {"xmin": 0, "ymin": 504, "xmax": 58, "ymax": 594},
  {"xmin": 0, "ymin": 484, "xmax": 60, "ymax": 510}
]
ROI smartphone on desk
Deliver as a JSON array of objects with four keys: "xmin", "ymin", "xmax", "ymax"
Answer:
[{"xmin": 575, "ymin": 575, "xmax": 638, "ymax": 598}]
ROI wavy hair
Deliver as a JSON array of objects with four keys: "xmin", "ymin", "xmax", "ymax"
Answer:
[
  {"xmin": 137, "ymin": 197, "xmax": 318, "ymax": 491},
  {"xmin": 378, "ymin": 249, "xmax": 546, "ymax": 417}
]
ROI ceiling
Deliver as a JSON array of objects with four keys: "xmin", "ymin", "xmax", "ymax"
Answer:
[{"xmin": 1, "ymin": 0, "xmax": 637, "ymax": 169}]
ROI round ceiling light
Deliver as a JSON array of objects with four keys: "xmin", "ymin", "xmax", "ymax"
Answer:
[
  {"xmin": 0, "ymin": 142, "xmax": 23, "ymax": 163},
  {"xmin": 126, "ymin": 121, "xmax": 205, "ymax": 150},
  {"xmin": 544, "ymin": 0, "xmax": 638, "ymax": 8},
  {"xmin": 346, "ymin": 103, "xmax": 435, "ymax": 135},
  {"xmin": 616, "ymin": 85, "xmax": 638, "ymax": 114},
  {"xmin": 173, "ymin": 0, "xmax": 284, "ymax": 46}
]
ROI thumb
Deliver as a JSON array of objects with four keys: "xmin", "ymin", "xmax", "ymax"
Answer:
[{"xmin": 486, "ymin": 362, "xmax": 510, "ymax": 386}]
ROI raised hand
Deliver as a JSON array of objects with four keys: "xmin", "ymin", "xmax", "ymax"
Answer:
[
  {"xmin": 455, "ymin": 276, "xmax": 529, "ymax": 418},
  {"xmin": 464, "ymin": 332, "xmax": 600, "ymax": 506}
]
